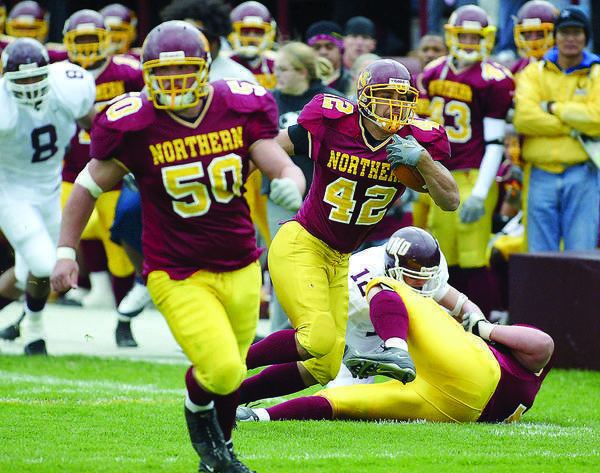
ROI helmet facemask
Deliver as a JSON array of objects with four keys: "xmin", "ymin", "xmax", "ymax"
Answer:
[
  {"xmin": 143, "ymin": 52, "xmax": 210, "ymax": 110},
  {"xmin": 104, "ymin": 16, "xmax": 136, "ymax": 54},
  {"xmin": 229, "ymin": 17, "xmax": 275, "ymax": 58},
  {"xmin": 445, "ymin": 22, "xmax": 496, "ymax": 63},
  {"xmin": 386, "ymin": 264, "xmax": 442, "ymax": 298},
  {"xmin": 358, "ymin": 79, "xmax": 418, "ymax": 134},
  {"xmin": 4, "ymin": 62, "xmax": 50, "ymax": 109},
  {"xmin": 64, "ymin": 24, "xmax": 111, "ymax": 69},
  {"xmin": 514, "ymin": 19, "xmax": 554, "ymax": 59},
  {"xmin": 6, "ymin": 15, "xmax": 48, "ymax": 42}
]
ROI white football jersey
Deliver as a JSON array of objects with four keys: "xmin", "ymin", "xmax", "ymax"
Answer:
[
  {"xmin": 347, "ymin": 244, "xmax": 450, "ymax": 336},
  {"xmin": 0, "ymin": 61, "xmax": 95, "ymax": 202}
]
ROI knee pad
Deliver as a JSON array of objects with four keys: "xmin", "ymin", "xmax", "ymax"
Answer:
[
  {"xmin": 197, "ymin": 358, "xmax": 246, "ymax": 396},
  {"xmin": 299, "ymin": 314, "xmax": 337, "ymax": 359},
  {"xmin": 17, "ymin": 235, "xmax": 55, "ymax": 279}
]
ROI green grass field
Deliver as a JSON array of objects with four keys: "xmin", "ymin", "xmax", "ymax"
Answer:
[{"xmin": 1, "ymin": 355, "xmax": 599, "ymax": 473}]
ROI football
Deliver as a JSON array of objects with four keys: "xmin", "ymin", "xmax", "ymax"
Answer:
[{"xmin": 393, "ymin": 164, "xmax": 427, "ymax": 193}]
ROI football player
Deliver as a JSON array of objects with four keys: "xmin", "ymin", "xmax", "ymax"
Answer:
[
  {"xmin": 512, "ymin": 1, "xmax": 559, "ymax": 76},
  {"xmin": 237, "ymin": 227, "xmax": 554, "ymax": 424},
  {"xmin": 60, "ymin": 9, "xmax": 143, "ymax": 313},
  {"xmin": 51, "ymin": 20, "xmax": 305, "ymax": 473},
  {"xmin": 236, "ymin": 59, "xmax": 459, "ymax": 407},
  {"xmin": 0, "ymin": 38, "xmax": 95, "ymax": 355},
  {"xmin": 100, "ymin": 3, "xmax": 140, "ymax": 58},
  {"xmin": 0, "ymin": 1, "xmax": 68, "ymax": 62},
  {"xmin": 418, "ymin": 5, "xmax": 515, "ymax": 316},
  {"xmin": 228, "ymin": 1, "xmax": 277, "ymax": 90},
  {"xmin": 0, "ymin": 2, "xmax": 5, "ymax": 34}
]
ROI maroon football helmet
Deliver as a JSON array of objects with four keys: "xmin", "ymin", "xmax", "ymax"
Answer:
[
  {"xmin": 445, "ymin": 5, "xmax": 496, "ymax": 62},
  {"xmin": 5, "ymin": 1, "xmax": 49, "ymax": 42},
  {"xmin": 229, "ymin": 1, "xmax": 276, "ymax": 57},
  {"xmin": 142, "ymin": 20, "xmax": 211, "ymax": 110},
  {"xmin": 1, "ymin": 37, "xmax": 50, "ymax": 107},
  {"xmin": 63, "ymin": 9, "xmax": 110, "ymax": 69},
  {"xmin": 384, "ymin": 227, "xmax": 442, "ymax": 297},
  {"xmin": 356, "ymin": 59, "xmax": 418, "ymax": 134},
  {"xmin": 100, "ymin": 3, "xmax": 137, "ymax": 54},
  {"xmin": 514, "ymin": 1, "xmax": 558, "ymax": 59}
]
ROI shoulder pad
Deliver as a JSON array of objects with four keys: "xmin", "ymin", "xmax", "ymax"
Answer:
[
  {"xmin": 297, "ymin": 93, "xmax": 356, "ymax": 137},
  {"xmin": 481, "ymin": 61, "xmax": 514, "ymax": 82},
  {"xmin": 111, "ymin": 54, "xmax": 142, "ymax": 71},
  {"xmin": 49, "ymin": 62, "xmax": 96, "ymax": 119},
  {"xmin": 215, "ymin": 79, "xmax": 273, "ymax": 113},
  {"xmin": 96, "ymin": 92, "xmax": 155, "ymax": 132},
  {"xmin": 423, "ymin": 56, "xmax": 447, "ymax": 72},
  {"xmin": 319, "ymin": 93, "xmax": 356, "ymax": 119}
]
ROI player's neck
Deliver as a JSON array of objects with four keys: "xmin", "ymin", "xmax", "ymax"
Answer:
[
  {"xmin": 173, "ymin": 99, "xmax": 206, "ymax": 120},
  {"xmin": 361, "ymin": 116, "xmax": 393, "ymax": 142}
]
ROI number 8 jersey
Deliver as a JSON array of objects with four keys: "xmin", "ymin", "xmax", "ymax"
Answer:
[
  {"xmin": 90, "ymin": 79, "xmax": 278, "ymax": 279},
  {"xmin": 295, "ymin": 93, "xmax": 451, "ymax": 253},
  {"xmin": 0, "ymin": 61, "xmax": 95, "ymax": 203}
]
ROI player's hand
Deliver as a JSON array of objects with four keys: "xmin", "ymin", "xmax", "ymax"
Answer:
[
  {"xmin": 459, "ymin": 195, "xmax": 485, "ymax": 223},
  {"xmin": 51, "ymin": 259, "xmax": 80, "ymax": 293},
  {"xmin": 461, "ymin": 311, "xmax": 486, "ymax": 333},
  {"xmin": 269, "ymin": 177, "xmax": 303, "ymax": 211},
  {"xmin": 386, "ymin": 135, "xmax": 425, "ymax": 169}
]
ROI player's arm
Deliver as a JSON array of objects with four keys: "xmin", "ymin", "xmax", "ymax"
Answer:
[
  {"xmin": 250, "ymin": 138, "xmax": 306, "ymax": 211},
  {"xmin": 51, "ymin": 159, "xmax": 127, "ymax": 292},
  {"xmin": 436, "ymin": 285, "xmax": 484, "ymax": 323},
  {"xmin": 415, "ymin": 154, "xmax": 459, "ymax": 211},
  {"xmin": 76, "ymin": 107, "xmax": 96, "ymax": 130}
]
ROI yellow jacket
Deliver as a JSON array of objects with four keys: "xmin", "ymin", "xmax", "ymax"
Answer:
[{"xmin": 513, "ymin": 52, "xmax": 600, "ymax": 173}]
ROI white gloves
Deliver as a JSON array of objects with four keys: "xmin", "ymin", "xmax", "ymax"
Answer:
[
  {"xmin": 459, "ymin": 195, "xmax": 485, "ymax": 223},
  {"xmin": 386, "ymin": 135, "xmax": 425, "ymax": 169},
  {"xmin": 269, "ymin": 177, "xmax": 303, "ymax": 211}
]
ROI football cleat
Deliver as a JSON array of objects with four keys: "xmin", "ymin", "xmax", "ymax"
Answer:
[
  {"xmin": 185, "ymin": 407, "xmax": 231, "ymax": 471},
  {"xmin": 235, "ymin": 406, "xmax": 260, "ymax": 422},
  {"xmin": 117, "ymin": 281, "xmax": 151, "ymax": 318},
  {"xmin": 115, "ymin": 320, "xmax": 138, "ymax": 348},
  {"xmin": 0, "ymin": 311, "xmax": 25, "ymax": 341},
  {"xmin": 24, "ymin": 339, "xmax": 47, "ymax": 356},
  {"xmin": 222, "ymin": 442, "xmax": 257, "ymax": 473},
  {"xmin": 344, "ymin": 345, "xmax": 416, "ymax": 384}
]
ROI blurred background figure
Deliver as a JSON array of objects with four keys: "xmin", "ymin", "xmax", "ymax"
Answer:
[
  {"xmin": 100, "ymin": 3, "xmax": 139, "ymax": 57},
  {"xmin": 264, "ymin": 41, "xmax": 340, "ymax": 333},
  {"xmin": 343, "ymin": 16, "xmax": 376, "ymax": 71},
  {"xmin": 305, "ymin": 20, "xmax": 351, "ymax": 94},
  {"xmin": 0, "ymin": 2, "xmax": 6, "ymax": 34},
  {"xmin": 427, "ymin": 0, "xmax": 479, "ymax": 35},
  {"xmin": 513, "ymin": 7, "xmax": 600, "ymax": 253},
  {"xmin": 347, "ymin": 52, "xmax": 380, "ymax": 98}
]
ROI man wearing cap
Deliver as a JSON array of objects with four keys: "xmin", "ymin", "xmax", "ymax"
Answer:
[
  {"xmin": 305, "ymin": 20, "xmax": 351, "ymax": 95},
  {"xmin": 513, "ymin": 7, "xmax": 600, "ymax": 252},
  {"xmin": 343, "ymin": 16, "xmax": 377, "ymax": 71}
]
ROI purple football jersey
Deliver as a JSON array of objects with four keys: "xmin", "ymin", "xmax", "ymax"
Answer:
[
  {"xmin": 90, "ymin": 79, "xmax": 278, "ymax": 278},
  {"xmin": 63, "ymin": 55, "xmax": 144, "ymax": 183},
  {"xmin": 419, "ymin": 56, "xmax": 514, "ymax": 171},
  {"xmin": 295, "ymin": 93, "xmax": 451, "ymax": 254},
  {"xmin": 479, "ymin": 343, "xmax": 552, "ymax": 423}
]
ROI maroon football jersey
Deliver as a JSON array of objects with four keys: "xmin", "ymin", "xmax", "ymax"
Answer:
[
  {"xmin": 62, "ymin": 54, "xmax": 144, "ymax": 183},
  {"xmin": 419, "ymin": 56, "xmax": 514, "ymax": 171},
  {"xmin": 90, "ymin": 79, "xmax": 278, "ymax": 278},
  {"xmin": 230, "ymin": 54, "xmax": 276, "ymax": 89},
  {"xmin": 479, "ymin": 342, "xmax": 552, "ymax": 423},
  {"xmin": 295, "ymin": 93, "xmax": 451, "ymax": 254},
  {"xmin": 510, "ymin": 56, "xmax": 535, "ymax": 77}
]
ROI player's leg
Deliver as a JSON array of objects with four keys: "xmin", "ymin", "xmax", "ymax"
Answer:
[
  {"xmin": 561, "ymin": 163, "xmax": 599, "ymax": 250},
  {"xmin": 526, "ymin": 167, "xmax": 560, "ymax": 251},
  {"xmin": 0, "ymin": 267, "xmax": 24, "ymax": 341},
  {"xmin": 411, "ymin": 192, "xmax": 431, "ymax": 229},
  {"xmin": 146, "ymin": 270, "xmax": 247, "ymax": 471}
]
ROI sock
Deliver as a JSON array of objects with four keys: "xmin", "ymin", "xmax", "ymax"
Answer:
[
  {"xmin": 369, "ymin": 290, "xmax": 409, "ymax": 340},
  {"xmin": 185, "ymin": 366, "xmax": 214, "ymax": 408},
  {"xmin": 267, "ymin": 396, "xmax": 334, "ymax": 421},
  {"xmin": 239, "ymin": 362, "xmax": 307, "ymax": 404},
  {"xmin": 80, "ymin": 240, "xmax": 107, "ymax": 273},
  {"xmin": 215, "ymin": 389, "xmax": 240, "ymax": 441},
  {"xmin": 25, "ymin": 292, "xmax": 46, "ymax": 315},
  {"xmin": 245, "ymin": 329, "xmax": 300, "ymax": 369},
  {"xmin": 111, "ymin": 274, "xmax": 135, "ymax": 306}
]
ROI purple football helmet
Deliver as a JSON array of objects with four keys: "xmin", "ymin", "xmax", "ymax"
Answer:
[
  {"xmin": 1, "ymin": 37, "xmax": 50, "ymax": 107},
  {"xmin": 229, "ymin": 1, "xmax": 276, "ymax": 57},
  {"xmin": 5, "ymin": 1, "xmax": 48, "ymax": 42},
  {"xmin": 142, "ymin": 20, "xmax": 211, "ymax": 110},
  {"xmin": 63, "ymin": 9, "xmax": 110, "ymax": 69},
  {"xmin": 514, "ymin": 1, "xmax": 559, "ymax": 59},
  {"xmin": 445, "ymin": 5, "xmax": 496, "ymax": 62},
  {"xmin": 100, "ymin": 3, "xmax": 137, "ymax": 54},
  {"xmin": 384, "ymin": 226, "xmax": 442, "ymax": 297},
  {"xmin": 356, "ymin": 59, "xmax": 418, "ymax": 133}
]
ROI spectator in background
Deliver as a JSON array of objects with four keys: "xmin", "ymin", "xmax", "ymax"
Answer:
[
  {"xmin": 347, "ymin": 52, "xmax": 380, "ymax": 98},
  {"xmin": 343, "ymin": 16, "xmax": 377, "ymax": 71},
  {"xmin": 513, "ymin": 7, "xmax": 600, "ymax": 252},
  {"xmin": 306, "ymin": 20, "xmax": 352, "ymax": 94},
  {"xmin": 263, "ymin": 41, "xmax": 340, "ymax": 333},
  {"xmin": 415, "ymin": 34, "xmax": 448, "ymax": 70}
]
